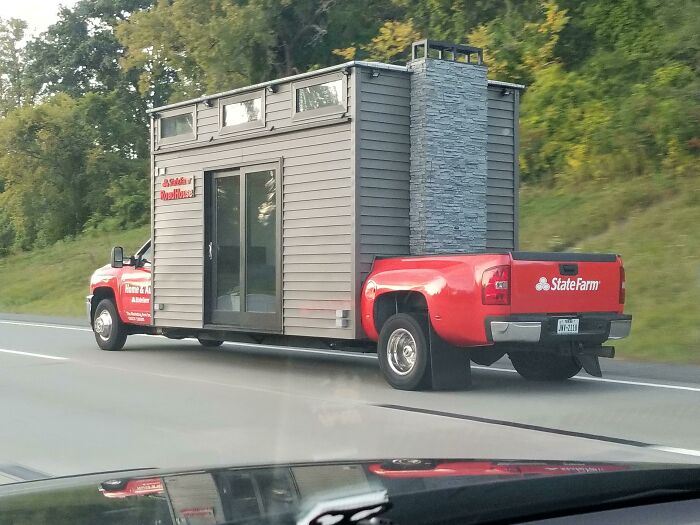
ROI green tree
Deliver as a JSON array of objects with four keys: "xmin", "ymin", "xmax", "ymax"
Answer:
[
  {"xmin": 467, "ymin": 0, "xmax": 569, "ymax": 85},
  {"xmin": 23, "ymin": 0, "xmax": 157, "ymax": 100},
  {"xmin": 334, "ymin": 20, "xmax": 421, "ymax": 63},
  {"xmin": 0, "ymin": 91, "xmax": 150, "ymax": 252},
  {"xmin": 393, "ymin": 0, "xmax": 530, "ymax": 42},
  {"xmin": 0, "ymin": 95, "xmax": 94, "ymax": 248},
  {"xmin": 117, "ymin": 0, "xmax": 397, "ymax": 98},
  {"xmin": 0, "ymin": 18, "xmax": 29, "ymax": 115}
]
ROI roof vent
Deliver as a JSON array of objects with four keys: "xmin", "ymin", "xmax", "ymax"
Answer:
[{"xmin": 411, "ymin": 39, "xmax": 483, "ymax": 65}]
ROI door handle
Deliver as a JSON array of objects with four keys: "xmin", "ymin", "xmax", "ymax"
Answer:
[{"xmin": 208, "ymin": 242, "xmax": 213, "ymax": 260}]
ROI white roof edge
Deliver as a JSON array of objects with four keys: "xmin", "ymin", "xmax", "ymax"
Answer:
[
  {"xmin": 487, "ymin": 79, "xmax": 526, "ymax": 90},
  {"xmin": 353, "ymin": 61, "xmax": 410, "ymax": 72},
  {"xmin": 148, "ymin": 61, "xmax": 408, "ymax": 114},
  {"xmin": 148, "ymin": 62, "xmax": 523, "ymax": 114}
]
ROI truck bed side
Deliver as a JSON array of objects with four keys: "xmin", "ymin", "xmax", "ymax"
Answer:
[{"xmin": 361, "ymin": 254, "xmax": 511, "ymax": 346}]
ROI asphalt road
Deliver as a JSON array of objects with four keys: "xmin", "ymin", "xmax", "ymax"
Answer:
[{"xmin": 0, "ymin": 313, "xmax": 699, "ymax": 483}]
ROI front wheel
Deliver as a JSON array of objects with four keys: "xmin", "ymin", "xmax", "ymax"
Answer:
[
  {"xmin": 508, "ymin": 351, "xmax": 581, "ymax": 381},
  {"xmin": 93, "ymin": 299, "xmax": 127, "ymax": 351},
  {"xmin": 378, "ymin": 313, "xmax": 430, "ymax": 390}
]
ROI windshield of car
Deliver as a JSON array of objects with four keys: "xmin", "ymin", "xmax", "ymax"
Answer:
[
  {"xmin": 139, "ymin": 244, "xmax": 152, "ymax": 265},
  {"xmin": 0, "ymin": 0, "xmax": 698, "ymax": 523}
]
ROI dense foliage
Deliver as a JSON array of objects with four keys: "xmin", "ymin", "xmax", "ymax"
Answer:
[{"xmin": 0, "ymin": 0, "xmax": 697, "ymax": 255}]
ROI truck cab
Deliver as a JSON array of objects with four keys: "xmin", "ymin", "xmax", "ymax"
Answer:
[{"xmin": 87, "ymin": 241, "xmax": 153, "ymax": 350}]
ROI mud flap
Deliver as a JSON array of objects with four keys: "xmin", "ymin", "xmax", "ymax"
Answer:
[
  {"xmin": 576, "ymin": 354, "xmax": 602, "ymax": 377},
  {"xmin": 428, "ymin": 325, "xmax": 472, "ymax": 390}
]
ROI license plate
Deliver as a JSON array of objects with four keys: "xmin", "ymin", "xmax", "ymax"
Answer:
[{"xmin": 557, "ymin": 318, "xmax": 579, "ymax": 335}]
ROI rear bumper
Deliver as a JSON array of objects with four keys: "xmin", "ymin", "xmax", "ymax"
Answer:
[{"xmin": 486, "ymin": 313, "xmax": 632, "ymax": 346}]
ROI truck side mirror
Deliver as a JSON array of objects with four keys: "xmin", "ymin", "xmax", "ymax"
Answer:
[{"xmin": 111, "ymin": 246, "xmax": 124, "ymax": 268}]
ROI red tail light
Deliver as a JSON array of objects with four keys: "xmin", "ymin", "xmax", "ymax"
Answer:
[
  {"xmin": 482, "ymin": 265, "xmax": 510, "ymax": 305},
  {"xmin": 619, "ymin": 266, "xmax": 626, "ymax": 304}
]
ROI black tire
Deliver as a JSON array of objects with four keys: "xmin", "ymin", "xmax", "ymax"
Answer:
[
  {"xmin": 509, "ymin": 351, "xmax": 582, "ymax": 381},
  {"xmin": 93, "ymin": 299, "xmax": 127, "ymax": 351},
  {"xmin": 198, "ymin": 338, "xmax": 224, "ymax": 348},
  {"xmin": 378, "ymin": 313, "xmax": 431, "ymax": 391}
]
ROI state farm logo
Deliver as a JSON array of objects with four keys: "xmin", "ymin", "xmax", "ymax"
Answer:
[
  {"xmin": 535, "ymin": 276, "xmax": 600, "ymax": 292},
  {"xmin": 535, "ymin": 277, "xmax": 551, "ymax": 291}
]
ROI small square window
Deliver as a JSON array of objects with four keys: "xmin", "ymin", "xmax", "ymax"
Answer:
[
  {"xmin": 223, "ymin": 97, "xmax": 262, "ymax": 127},
  {"xmin": 160, "ymin": 112, "xmax": 194, "ymax": 139},
  {"xmin": 219, "ymin": 92, "xmax": 266, "ymax": 134},
  {"xmin": 296, "ymin": 79, "xmax": 343, "ymax": 113}
]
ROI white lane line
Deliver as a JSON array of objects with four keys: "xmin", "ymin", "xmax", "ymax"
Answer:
[
  {"xmin": 0, "ymin": 320, "xmax": 377, "ymax": 359},
  {"xmin": 2, "ymin": 320, "xmax": 699, "ymax": 392},
  {"xmin": 650, "ymin": 446, "xmax": 700, "ymax": 458},
  {"xmin": 0, "ymin": 320, "xmax": 91, "ymax": 332},
  {"xmin": 575, "ymin": 375, "xmax": 700, "ymax": 393},
  {"xmin": 472, "ymin": 365, "xmax": 700, "ymax": 393},
  {"xmin": 0, "ymin": 320, "xmax": 376, "ymax": 361},
  {"xmin": 0, "ymin": 348, "xmax": 68, "ymax": 361}
]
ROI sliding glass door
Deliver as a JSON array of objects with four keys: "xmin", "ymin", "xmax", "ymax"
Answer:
[{"xmin": 205, "ymin": 163, "xmax": 281, "ymax": 331}]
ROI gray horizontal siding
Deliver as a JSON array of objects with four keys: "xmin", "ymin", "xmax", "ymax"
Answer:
[
  {"xmin": 284, "ymin": 206, "xmax": 352, "ymax": 220},
  {"xmin": 192, "ymin": 73, "xmax": 352, "ymax": 144},
  {"xmin": 157, "ymin": 129, "xmax": 352, "ymax": 172},
  {"xmin": 153, "ymin": 71, "xmax": 357, "ymax": 337},
  {"xmin": 356, "ymin": 69, "xmax": 411, "ymax": 283},
  {"xmin": 486, "ymin": 85, "xmax": 517, "ymax": 251},
  {"xmin": 152, "ymin": 166, "xmax": 203, "ymax": 327},
  {"xmin": 361, "ymin": 112, "xmax": 410, "ymax": 127},
  {"xmin": 153, "ymin": 115, "xmax": 353, "ymax": 338}
]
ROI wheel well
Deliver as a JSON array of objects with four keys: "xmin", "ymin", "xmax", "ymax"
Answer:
[
  {"xmin": 374, "ymin": 291, "xmax": 428, "ymax": 334},
  {"xmin": 91, "ymin": 287, "xmax": 116, "ymax": 325}
]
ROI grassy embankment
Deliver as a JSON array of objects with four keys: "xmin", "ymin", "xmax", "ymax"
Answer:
[
  {"xmin": 0, "ymin": 226, "xmax": 149, "ymax": 318},
  {"xmin": 520, "ymin": 175, "xmax": 700, "ymax": 363},
  {"xmin": 0, "ymin": 175, "xmax": 698, "ymax": 363}
]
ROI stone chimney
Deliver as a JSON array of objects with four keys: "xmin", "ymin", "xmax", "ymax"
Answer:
[{"xmin": 408, "ymin": 40, "xmax": 488, "ymax": 255}]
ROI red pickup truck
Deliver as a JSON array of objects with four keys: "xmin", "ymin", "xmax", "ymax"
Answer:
[{"xmin": 88, "ymin": 243, "xmax": 630, "ymax": 391}]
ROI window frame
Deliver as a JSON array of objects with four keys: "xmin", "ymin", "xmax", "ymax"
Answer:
[
  {"xmin": 203, "ymin": 159, "xmax": 283, "ymax": 333},
  {"xmin": 292, "ymin": 72, "xmax": 347, "ymax": 122},
  {"xmin": 157, "ymin": 106, "xmax": 197, "ymax": 146},
  {"xmin": 219, "ymin": 90, "xmax": 266, "ymax": 135}
]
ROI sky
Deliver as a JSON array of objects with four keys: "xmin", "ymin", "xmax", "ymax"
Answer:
[{"xmin": 0, "ymin": 0, "xmax": 78, "ymax": 36}]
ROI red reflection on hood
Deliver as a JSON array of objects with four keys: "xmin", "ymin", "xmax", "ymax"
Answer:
[
  {"xmin": 100, "ymin": 477, "xmax": 164, "ymax": 499},
  {"xmin": 368, "ymin": 461, "xmax": 627, "ymax": 478}
]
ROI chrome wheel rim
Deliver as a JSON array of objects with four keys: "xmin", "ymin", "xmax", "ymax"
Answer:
[
  {"xmin": 387, "ymin": 328, "xmax": 417, "ymax": 376},
  {"xmin": 94, "ymin": 309, "xmax": 113, "ymax": 341}
]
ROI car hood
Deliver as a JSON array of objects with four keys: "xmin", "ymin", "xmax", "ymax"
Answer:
[
  {"xmin": 1, "ymin": 458, "xmax": 699, "ymax": 525},
  {"xmin": 90, "ymin": 263, "xmax": 117, "ymax": 285}
]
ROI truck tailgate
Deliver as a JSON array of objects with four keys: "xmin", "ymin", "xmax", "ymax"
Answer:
[{"xmin": 510, "ymin": 252, "xmax": 623, "ymax": 314}]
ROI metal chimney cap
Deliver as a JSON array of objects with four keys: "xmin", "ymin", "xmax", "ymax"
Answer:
[{"xmin": 411, "ymin": 39, "xmax": 484, "ymax": 65}]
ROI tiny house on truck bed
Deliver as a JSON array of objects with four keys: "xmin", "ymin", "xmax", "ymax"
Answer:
[{"xmin": 148, "ymin": 40, "xmax": 523, "ymax": 341}]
